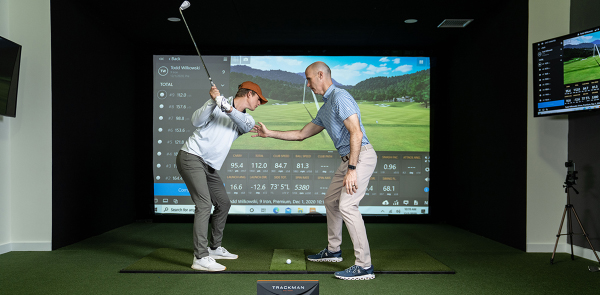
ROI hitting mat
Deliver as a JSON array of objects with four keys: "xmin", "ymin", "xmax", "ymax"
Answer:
[{"xmin": 120, "ymin": 248, "xmax": 454, "ymax": 274}]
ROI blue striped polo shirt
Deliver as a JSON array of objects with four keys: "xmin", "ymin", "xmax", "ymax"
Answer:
[{"xmin": 311, "ymin": 85, "xmax": 370, "ymax": 157}]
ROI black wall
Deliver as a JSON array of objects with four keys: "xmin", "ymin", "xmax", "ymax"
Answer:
[
  {"xmin": 51, "ymin": 2, "xmax": 151, "ymax": 249},
  {"xmin": 434, "ymin": 1, "xmax": 528, "ymax": 250},
  {"xmin": 567, "ymin": 0, "xmax": 600, "ymax": 251},
  {"xmin": 49, "ymin": 0, "xmax": 529, "ymax": 250}
]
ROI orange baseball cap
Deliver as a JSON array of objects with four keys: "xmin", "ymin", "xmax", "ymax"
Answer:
[{"xmin": 239, "ymin": 81, "xmax": 268, "ymax": 104}]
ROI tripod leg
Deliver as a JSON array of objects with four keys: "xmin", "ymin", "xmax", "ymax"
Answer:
[
  {"xmin": 570, "ymin": 207, "xmax": 600, "ymax": 264},
  {"xmin": 568, "ymin": 206, "xmax": 575, "ymax": 260},
  {"xmin": 551, "ymin": 207, "xmax": 569, "ymax": 264}
]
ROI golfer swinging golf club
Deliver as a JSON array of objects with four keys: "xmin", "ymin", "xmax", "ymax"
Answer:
[
  {"xmin": 176, "ymin": 82, "xmax": 268, "ymax": 271},
  {"xmin": 251, "ymin": 61, "xmax": 377, "ymax": 280}
]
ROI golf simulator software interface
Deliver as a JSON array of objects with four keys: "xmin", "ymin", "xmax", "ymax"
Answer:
[
  {"xmin": 534, "ymin": 26, "xmax": 600, "ymax": 117},
  {"xmin": 153, "ymin": 55, "xmax": 430, "ymax": 216}
]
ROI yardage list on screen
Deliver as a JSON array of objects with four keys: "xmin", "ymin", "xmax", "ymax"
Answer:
[{"xmin": 153, "ymin": 55, "xmax": 430, "ymax": 215}]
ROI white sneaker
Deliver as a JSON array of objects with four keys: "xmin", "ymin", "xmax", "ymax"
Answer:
[
  {"xmin": 208, "ymin": 246, "xmax": 238, "ymax": 259},
  {"xmin": 191, "ymin": 256, "xmax": 226, "ymax": 271}
]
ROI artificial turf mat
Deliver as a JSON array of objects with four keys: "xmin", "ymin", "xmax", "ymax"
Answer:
[
  {"xmin": 120, "ymin": 248, "xmax": 272, "ymax": 273},
  {"xmin": 120, "ymin": 248, "xmax": 454, "ymax": 274},
  {"xmin": 270, "ymin": 249, "xmax": 306, "ymax": 271},
  {"xmin": 305, "ymin": 249, "xmax": 454, "ymax": 273}
]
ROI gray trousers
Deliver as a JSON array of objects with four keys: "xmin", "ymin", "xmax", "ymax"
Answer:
[
  {"xmin": 325, "ymin": 145, "xmax": 377, "ymax": 268},
  {"xmin": 176, "ymin": 151, "xmax": 231, "ymax": 259}
]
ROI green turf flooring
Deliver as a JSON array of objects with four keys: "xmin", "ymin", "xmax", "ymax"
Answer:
[
  {"xmin": 305, "ymin": 249, "xmax": 453, "ymax": 273},
  {"xmin": 120, "ymin": 248, "xmax": 272, "ymax": 272},
  {"xmin": 2, "ymin": 222, "xmax": 600, "ymax": 295},
  {"xmin": 120, "ymin": 248, "xmax": 453, "ymax": 274}
]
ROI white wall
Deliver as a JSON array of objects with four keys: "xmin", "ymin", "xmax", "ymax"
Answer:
[
  {"xmin": 0, "ymin": 0, "xmax": 10, "ymax": 253},
  {"xmin": 0, "ymin": 0, "xmax": 52, "ymax": 254},
  {"xmin": 527, "ymin": 0, "xmax": 576, "ymax": 255}
]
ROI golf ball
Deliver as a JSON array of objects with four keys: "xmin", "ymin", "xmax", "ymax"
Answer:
[{"xmin": 286, "ymin": 259, "xmax": 291, "ymax": 264}]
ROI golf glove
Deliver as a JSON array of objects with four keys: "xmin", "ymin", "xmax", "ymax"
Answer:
[{"xmin": 215, "ymin": 96, "xmax": 232, "ymax": 112}]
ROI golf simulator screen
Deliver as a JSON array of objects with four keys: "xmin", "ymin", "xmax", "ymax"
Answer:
[
  {"xmin": 153, "ymin": 55, "xmax": 430, "ymax": 216},
  {"xmin": 533, "ymin": 25, "xmax": 600, "ymax": 117}
]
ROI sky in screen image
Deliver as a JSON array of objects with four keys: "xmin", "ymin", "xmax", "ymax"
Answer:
[
  {"xmin": 564, "ymin": 31, "xmax": 600, "ymax": 46},
  {"xmin": 244, "ymin": 56, "xmax": 430, "ymax": 86}
]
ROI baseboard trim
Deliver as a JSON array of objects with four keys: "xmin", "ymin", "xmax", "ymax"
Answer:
[
  {"xmin": 0, "ymin": 243, "xmax": 10, "ymax": 255},
  {"xmin": 0, "ymin": 242, "xmax": 52, "ymax": 255},
  {"xmin": 527, "ymin": 243, "xmax": 600, "ymax": 262}
]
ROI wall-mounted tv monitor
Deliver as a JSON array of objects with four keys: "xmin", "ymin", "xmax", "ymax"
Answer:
[
  {"xmin": 533, "ymin": 26, "xmax": 600, "ymax": 117},
  {"xmin": 153, "ymin": 55, "xmax": 430, "ymax": 216},
  {"xmin": 0, "ymin": 36, "xmax": 22, "ymax": 118}
]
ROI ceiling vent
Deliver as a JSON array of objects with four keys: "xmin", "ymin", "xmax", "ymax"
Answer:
[{"xmin": 438, "ymin": 19, "xmax": 473, "ymax": 28}]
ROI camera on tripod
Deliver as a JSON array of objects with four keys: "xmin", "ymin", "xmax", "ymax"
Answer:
[
  {"xmin": 552, "ymin": 160, "xmax": 600, "ymax": 266},
  {"xmin": 565, "ymin": 160, "xmax": 578, "ymax": 186}
]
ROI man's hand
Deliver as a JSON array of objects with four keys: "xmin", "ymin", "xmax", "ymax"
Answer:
[
  {"xmin": 343, "ymin": 169, "xmax": 358, "ymax": 195},
  {"xmin": 209, "ymin": 86, "xmax": 220, "ymax": 100},
  {"xmin": 250, "ymin": 122, "xmax": 270, "ymax": 138},
  {"xmin": 209, "ymin": 86, "xmax": 231, "ymax": 112}
]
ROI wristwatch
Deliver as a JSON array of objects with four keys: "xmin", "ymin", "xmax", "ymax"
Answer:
[{"xmin": 348, "ymin": 164, "xmax": 357, "ymax": 170}]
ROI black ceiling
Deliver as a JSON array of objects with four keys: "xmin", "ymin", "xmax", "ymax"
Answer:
[{"xmin": 75, "ymin": 0, "xmax": 505, "ymax": 55}]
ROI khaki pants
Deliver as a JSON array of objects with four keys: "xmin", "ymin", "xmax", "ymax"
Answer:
[
  {"xmin": 176, "ymin": 151, "xmax": 231, "ymax": 259},
  {"xmin": 325, "ymin": 145, "xmax": 377, "ymax": 267}
]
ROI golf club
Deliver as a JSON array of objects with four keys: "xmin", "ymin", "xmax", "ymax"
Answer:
[
  {"xmin": 303, "ymin": 104, "xmax": 315, "ymax": 120},
  {"xmin": 303, "ymin": 80, "xmax": 328, "ymax": 142},
  {"xmin": 179, "ymin": 1, "xmax": 215, "ymax": 87}
]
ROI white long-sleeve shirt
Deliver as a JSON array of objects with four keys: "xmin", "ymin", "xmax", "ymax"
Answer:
[{"xmin": 180, "ymin": 97, "xmax": 255, "ymax": 170}]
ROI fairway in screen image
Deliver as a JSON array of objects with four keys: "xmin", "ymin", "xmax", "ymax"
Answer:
[
  {"xmin": 229, "ymin": 56, "xmax": 431, "ymax": 152},
  {"xmin": 564, "ymin": 31, "xmax": 600, "ymax": 85}
]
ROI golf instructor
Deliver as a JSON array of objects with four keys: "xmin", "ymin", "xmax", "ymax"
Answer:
[
  {"xmin": 176, "ymin": 82, "xmax": 267, "ymax": 271},
  {"xmin": 251, "ymin": 62, "xmax": 377, "ymax": 280}
]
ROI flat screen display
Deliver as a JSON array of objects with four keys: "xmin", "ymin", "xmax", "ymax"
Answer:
[
  {"xmin": 0, "ymin": 36, "xmax": 21, "ymax": 118},
  {"xmin": 153, "ymin": 55, "xmax": 430, "ymax": 215},
  {"xmin": 533, "ymin": 26, "xmax": 600, "ymax": 117}
]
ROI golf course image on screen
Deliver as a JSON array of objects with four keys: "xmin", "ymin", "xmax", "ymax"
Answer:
[
  {"xmin": 563, "ymin": 31, "xmax": 600, "ymax": 85},
  {"xmin": 228, "ymin": 56, "xmax": 430, "ymax": 152}
]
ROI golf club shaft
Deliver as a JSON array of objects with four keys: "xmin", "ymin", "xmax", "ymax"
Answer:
[
  {"xmin": 179, "ymin": 8, "xmax": 215, "ymax": 87},
  {"xmin": 303, "ymin": 104, "xmax": 328, "ymax": 141},
  {"xmin": 303, "ymin": 104, "xmax": 315, "ymax": 120}
]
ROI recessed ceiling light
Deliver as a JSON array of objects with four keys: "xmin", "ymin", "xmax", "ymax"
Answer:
[
  {"xmin": 404, "ymin": 19, "xmax": 418, "ymax": 24},
  {"xmin": 168, "ymin": 17, "xmax": 181, "ymax": 22}
]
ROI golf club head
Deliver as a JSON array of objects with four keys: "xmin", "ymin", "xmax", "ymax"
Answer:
[{"xmin": 180, "ymin": 1, "xmax": 191, "ymax": 10}]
